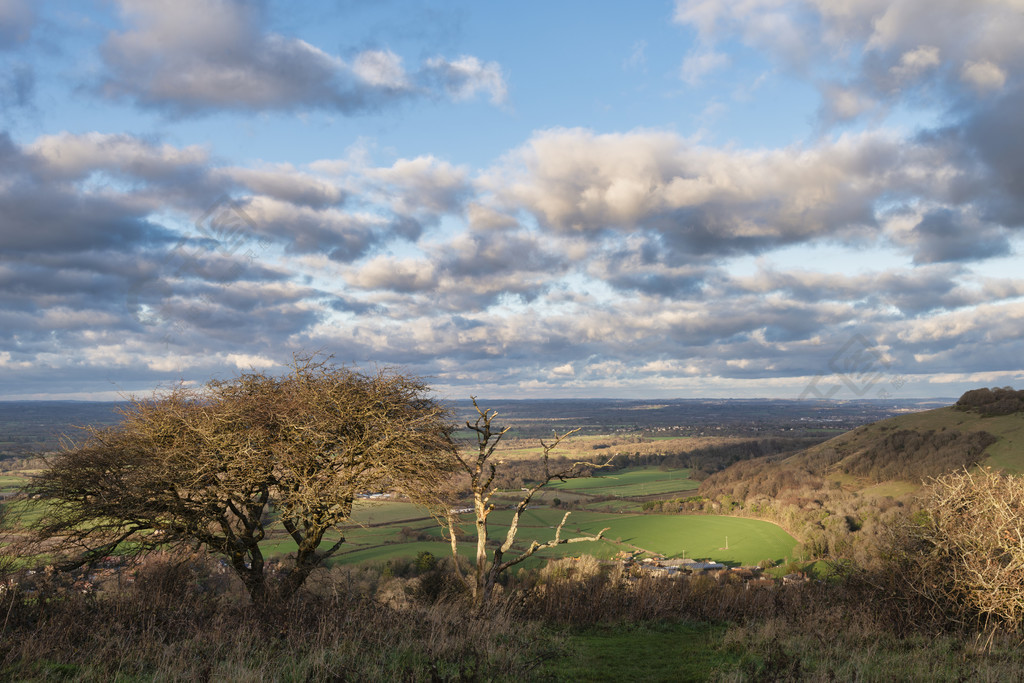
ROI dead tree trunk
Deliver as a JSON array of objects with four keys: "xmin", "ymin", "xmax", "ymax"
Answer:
[{"xmin": 444, "ymin": 399, "xmax": 610, "ymax": 606}]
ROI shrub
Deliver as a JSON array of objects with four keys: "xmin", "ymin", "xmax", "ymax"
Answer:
[{"xmin": 880, "ymin": 467, "xmax": 1024, "ymax": 634}]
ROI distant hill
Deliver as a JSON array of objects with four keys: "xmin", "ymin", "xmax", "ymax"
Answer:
[
  {"xmin": 700, "ymin": 389, "xmax": 1024, "ymax": 517},
  {"xmin": 0, "ymin": 401, "xmax": 124, "ymax": 456},
  {"xmin": 688, "ymin": 390, "xmax": 1024, "ymax": 566}
]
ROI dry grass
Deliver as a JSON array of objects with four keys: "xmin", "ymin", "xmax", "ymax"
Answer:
[
  {"xmin": 488, "ymin": 435, "xmax": 749, "ymax": 461},
  {"xmin": 3, "ymin": 551, "xmax": 1024, "ymax": 681},
  {"xmin": 0, "ymin": 555, "xmax": 560, "ymax": 681}
]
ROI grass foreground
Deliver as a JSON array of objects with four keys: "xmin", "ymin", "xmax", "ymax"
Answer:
[{"xmin": 4, "ymin": 551, "xmax": 1024, "ymax": 681}]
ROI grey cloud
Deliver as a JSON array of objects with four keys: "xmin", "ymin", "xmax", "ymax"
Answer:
[
  {"xmin": 217, "ymin": 167, "xmax": 345, "ymax": 209},
  {"xmin": 960, "ymin": 86, "xmax": 1024, "ymax": 227},
  {"xmin": 328, "ymin": 296, "xmax": 384, "ymax": 316},
  {"xmin": 158, "ymin": 287, "xmax": 322, "ymax": 345},
  {"xmin": 27, "ymin": 132, "xmax": 213, "ymax": 188},
  {"xmin": 236, "ymin": 197, "xmax": 403, "ymax": 262},
  {"xmin": 588, "ymin": 239, "xmax": 711, "ymax": 297},
  {"xmin": 440, "ymin": 230, "xmax": 564, "ymax": 279},
  {"xmin": 908, "ymin": 210, "xmax": 1010, "ymax": 264},
  {"xmin": 0, "ymin": 0, "xmax": 32, "ymax": 49},
  {"xmin": 0, "ymin": 189, "xmax": 173, "ymax": 254},
  {"xmin": 341, "ymin": 228, "xmax": 565, "ymax": 313},
  {"xmin": 98, "ymin": 0, "xmax": 506, "ymax": 116}
]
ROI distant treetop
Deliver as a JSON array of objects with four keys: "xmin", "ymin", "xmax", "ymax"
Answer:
[{"xmin": 955, "ymin": 387, "xmax": 1024, "ymax": 417}]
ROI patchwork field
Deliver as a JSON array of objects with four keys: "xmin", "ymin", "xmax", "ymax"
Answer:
[
  {"xmin": 0, "ymin": 463, "xmax": 797, "ymax": 569},
  {"xmin": 547, "ymin": 466, "xmax": 701, "ymax": 497}
]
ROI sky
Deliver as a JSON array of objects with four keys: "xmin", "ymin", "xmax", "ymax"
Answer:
[{"xmin": 1, "ymin": 0, "xmax": 1024, "ymax": 401}]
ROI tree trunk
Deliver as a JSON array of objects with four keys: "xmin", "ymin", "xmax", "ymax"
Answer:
[{"xmin": 473, "ymin": 493, "xmax": 488, "ymax": 603}]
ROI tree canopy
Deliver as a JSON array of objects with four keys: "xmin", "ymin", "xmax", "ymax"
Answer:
[{"xmin": 21, "ymin": 355, "xmax": 455, "ymax": 604}]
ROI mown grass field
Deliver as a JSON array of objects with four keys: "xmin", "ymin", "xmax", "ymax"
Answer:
[
  {"xmin": 548, "ymin": 466, "xmax": 701, "ymax": 497},
  {"xmin": 411, "ymin": 505, "xmax": 795, "ymax": 566}
]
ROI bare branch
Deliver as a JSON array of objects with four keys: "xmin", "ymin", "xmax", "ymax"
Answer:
[{"xmin": 439, "ymin": 402, "xmax": 610, "ymax": 606}]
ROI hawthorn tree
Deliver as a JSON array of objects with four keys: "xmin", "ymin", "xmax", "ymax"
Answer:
[
  {"xmin": 443, "ymin": 399, "xmax": 609, "ymax": 605},
  {"xmin": 883, "ymin": 467, "xmax": 1024, "ymax": 639},
  {"xmin": 20, "ymin": 354, "xmax": 455, "ymax": 604}
]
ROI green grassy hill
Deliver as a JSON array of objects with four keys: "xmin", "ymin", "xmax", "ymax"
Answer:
[
  {"xmin": 692, "ymin": 393, "xmax": 1024, "ymax": 574},
  {"xmin": 703, "ymin": 401, "xmax": 1024, "ymax": 506},
  {"xmin": 794, "ymin": 405, "xmax": 1024, "ymax": 479}
]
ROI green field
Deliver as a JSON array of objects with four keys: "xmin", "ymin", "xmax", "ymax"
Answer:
[
  {"xmin": 276, "ymin": 503, "xmax": 798, "ymax": 568},
  {"xmin": 574, "ymin": 514, "xmax": 796, "ymax": 565},
  {"xmin": 548, "ymin": 466, "xmax": 701, "ymax": 498},
  {"xmin": 0, "ymin": 475, "xmax": 26, "ymax": 495},
  {"xmin": 419, "ymin": 506, "xmax": 795, "ymax": 566},
  {"xmin": 348, "ymin": 500, "xmax": 434, "ymax": 525},
  {"xmin": 812, "ymin": 406, "xmax": 1024, "ymax": 475},
  {"xmin": 0, "ymin": 464, "xmax": 796, "ymax": 568}
]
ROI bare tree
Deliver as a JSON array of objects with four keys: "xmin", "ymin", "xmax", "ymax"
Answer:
[
  {"xmin": 16, "ymin": 354, "xmax": 455, "ymax": 605},
  {"xmin": 883, "ymin": 467, "xmax": 1024, "ymax": 641},
  {"xmin": 443, "ymin": 399, "xmax": 609, "ymax": 605}
]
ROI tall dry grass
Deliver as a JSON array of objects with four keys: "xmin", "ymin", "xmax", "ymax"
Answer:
[
  {"xmin": 4, "ymin": 552, "xmax": 1024, "ymax": 681},
  {"xmin": 0, "ymin": 554, "xmax": 560, "ymax": 681}
]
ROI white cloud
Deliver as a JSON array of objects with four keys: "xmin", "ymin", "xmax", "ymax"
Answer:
[
  {"xmin": 680, "ymin": 49, "xmax": 730, "ymax": 85},
  {"xmin": 348, "ymin": 256, "xmax": 437, "ymax": 293},
  {"xmin": 624, "ymin": 40, "xmax": 648, "ymax": 71},
  {"xmin": 225, "ymin": 353, "xmax": 277, "ymax": 369},
  {"xmin": 480, "ymin": 127, "xmax": 932, "ymax": 255},
  {"xmin": 889, "ymin": 45, "xmax": 940, "ymax": 81},
  {"xmin": 675, "ymin": 0, "xmax": 1024, "ymax": 122},
  {"xmin": 960, "ymin": 59, "xmax": 1007, "ymax": 93},
  {"xmin": 368, "ymin": 156, "xmax": 470, "ymax": 215},
  {"xmin": 551, "ymin": 362, "xmax": 575, "ymax": 377},
  {"xmin": 352, "ymin": 49, "xmax": 409, "ymax": 89},
  {"xmin": 216, "ymin": 166, "xmax": 344, "ymax": 208},
  {"xmin": 821, "ymin": 85, "xmax": 875, "ymax": 121},
  {"xmin": 423, "ymin": 55, "xmax": 508, "ymax": 104},
  {"xmin": 28, "ymin": 132, "xmax": 209, "ymax": 180}
]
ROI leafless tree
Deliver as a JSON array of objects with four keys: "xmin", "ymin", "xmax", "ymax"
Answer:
[
  {"xmin": 442, "ymin": 399, "xmax": 609, "ymax": 605},
  {"xmin": 16, "ymin": 354, "xmax": 455, "ymax": 605},
  {"xmin": 882, "ymin": 467, "xmax": 1024, "ymax": 642}
]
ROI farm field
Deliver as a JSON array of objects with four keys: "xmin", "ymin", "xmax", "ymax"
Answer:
[
  {"xmin": 488, "ymin": 434, "xmax": 750, "ymax": 461},
  {"xmin": 335, "ymin": 503, "xmax": 796, "ymax": 567},
  {"xmin": 547, "ymin": 466, "xmax": 701, "ymax": 497},
  {"xmin": 575, "ymin": 514, "xmax": 796, "ymax": 566}
]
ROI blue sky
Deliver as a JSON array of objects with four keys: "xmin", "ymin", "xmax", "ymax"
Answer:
[{"xmin": 2, "ymin": 0, "xmax": 1023, "ymax": 401}]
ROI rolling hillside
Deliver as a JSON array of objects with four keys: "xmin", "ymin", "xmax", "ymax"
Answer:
[
  {"xmin": 688, "ymin": 390, "xmax": 1024, "ymax": 568},
  {"xmin": 795, "ymin": 404, "xmax": 1024, "ymax": 475},
  {"xmin": 702, "ymin": 394, "xmax": 1024, "ymax": 505}
]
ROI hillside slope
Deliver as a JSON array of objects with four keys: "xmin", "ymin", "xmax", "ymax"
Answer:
[
  {"xmin": 782, "ymin": 407, "xmax": 1017, "ymax": 490},
  {"xmin": 702, "ymin": 401, "xmax": 1024, "ymax": 505},
  {"xmin": 691, "ymin": 392, "xmax": 1024, "ymax": 564}
]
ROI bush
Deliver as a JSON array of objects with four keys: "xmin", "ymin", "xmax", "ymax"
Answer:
[{"xmin": 880, "ymin": 467, "xmax": 1024, "ymax": 634}]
